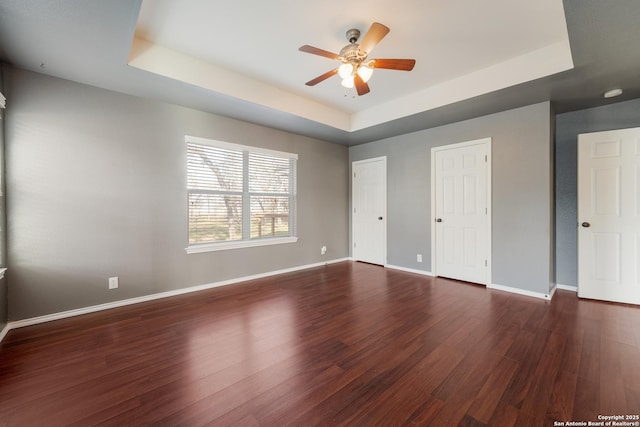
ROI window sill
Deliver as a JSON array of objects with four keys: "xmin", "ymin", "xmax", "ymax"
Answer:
[{"xmin": 185, "ymin": 236, "xmax": 298, "ymax": 254}]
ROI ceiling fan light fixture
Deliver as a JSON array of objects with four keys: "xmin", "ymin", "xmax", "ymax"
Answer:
[
  {"xmin": 341, "ymin": 75, "xmax": 354, "ymax": 88},
  {"xmin": 300, "ymin": 22, "xmax": 414, "ymax": 96},
  {"xmin": 357, "ymin": 63, "xmax": 374, "ymax": 83},
  {"xmin": 338, "ymin": 63, "xmax": 354, "ymax": 79}
]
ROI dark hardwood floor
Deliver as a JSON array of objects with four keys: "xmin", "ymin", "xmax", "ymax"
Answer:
[{"xmin": 1, "ymin": 261, "xmax": 639, "ymax": 426}]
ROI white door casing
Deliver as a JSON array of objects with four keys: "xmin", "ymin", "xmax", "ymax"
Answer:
[
  {"xmin": 431, "ymin": 138, "xmax": 491, "ymax": 285},
  {"xmin": 352, "ymin": 157, "xmax": 387, "ymax": 265},
  {"xmin": 578, "ymin": 127, "xmax": 640, "ymax": 305}
]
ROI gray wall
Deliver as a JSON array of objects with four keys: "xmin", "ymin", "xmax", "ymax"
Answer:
[
  {"xmin": 5, "ymin": 67, "xmax": 349, "ymax": 321},
  {"xmin": 7, "ymin": 62, "xmax": 634, "ymax": 321},
  {"xmin": 555, "ymin": 97, "xmax": 640, "ymax": 287},
  {"xmin": 350, "ymin": 102, "xmax": 555, "ymax": 295}
]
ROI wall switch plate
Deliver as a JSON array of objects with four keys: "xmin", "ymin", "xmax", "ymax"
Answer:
[
  {"xmin": 108, "ymin": 276, "xmax": 119, "ymax": 289},
  {"xmin": 321, "ymin": 246, "xmax": 327, "ymax": 255},
  {"xmin": 417, "ymin": 254, "xmax": 422, "ymax": 263}
]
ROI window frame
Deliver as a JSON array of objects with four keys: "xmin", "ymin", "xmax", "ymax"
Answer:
[{"xmin": 185, "ymin": 135, "xmax": 298, "ymax": 254}]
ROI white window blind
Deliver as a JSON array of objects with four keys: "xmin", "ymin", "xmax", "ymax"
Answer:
[{"xmin": 186, "ymin": 136, "xmax": 297, "ymax": 251}]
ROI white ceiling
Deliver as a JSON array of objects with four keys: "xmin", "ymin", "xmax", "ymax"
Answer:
[
  {"xmin": 1, "ymin": 1, "xmax": 640, "ymax": 145},
  {"xmin": 131, "ymin": 0, "xmax": 572, "ymax": 131}
]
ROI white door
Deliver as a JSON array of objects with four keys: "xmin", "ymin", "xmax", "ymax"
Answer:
[
  {"xmin": 578, "ymin": 127, "xmax": 640, "ymax": 305},
  {"xmin": 432, "ymin": 139, "xmax": 491, "ymax": 285},
  {"xmin": 352, "ymin": 157, "xmax": 386, "ymax": 265}
]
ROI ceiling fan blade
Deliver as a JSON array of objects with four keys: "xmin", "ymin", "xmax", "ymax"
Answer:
[
  {"xmin": 372, "ymin": 58, "xmax": 416, "ymax": 71},
  {"xmin": 305, "ymin": 69, "xmax": 339, "ymax": 86},
  {"xmin": 354, "ymin": 74, "xmax": 370, "ymax": 96},
  {"xmin": 358, "ymin": 22, "xmax": 390, "ymax": 55},
  {"xmin": 299, "ymin": 45, "xmax": 341, "ymax": 61}
]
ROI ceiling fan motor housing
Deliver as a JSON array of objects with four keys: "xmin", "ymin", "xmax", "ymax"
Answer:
[{"xmin": 340, "ymin": 29, "xmax": 368, "ymax": 65}]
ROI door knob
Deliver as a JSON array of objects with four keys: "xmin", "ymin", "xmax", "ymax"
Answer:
[
  {"xmin": 435, "ymin": 218, "xmax": 443, "ymax": 223},
  {"xmin": 378, "ymin": 216, "xmax": 383, "ymax": 220},
  {"xmin": 581, "ymin": 222, "xmax": 590, "ymax": 228}
]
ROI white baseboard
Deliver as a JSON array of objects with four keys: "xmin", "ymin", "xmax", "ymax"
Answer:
[
  {"xmin": 383, "ymin": 267, "xmax": 551, "ymax": 301},
  {"xmin": 556, "ymin": 283, "xmax": 578, "ymax": 292},
  {"xmin": 0, "ymin": 323, "xmax": 9, "ymax": 343},
  {"xmin": 385, "ymin": 264, "xmax": 434, "ymax": 277},
  {"xmin": 0, "ymin": 260, "xmax": 572, "ymax": 345},
  {"xmin": 4, "ymin": 257, "xmax": 352, "ymax": 334},
  {"xmin": 488, "ymin": 283, "xmax": 553, "ymax": 300}
]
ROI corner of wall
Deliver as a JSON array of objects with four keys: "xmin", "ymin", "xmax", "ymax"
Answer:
[
  {"xmin": 549, "ymin": 102, "xmax": 557, "ymax": 293},
  {"xmin": 0, "ymin": 64, "xmax": 8, "ymax": 329}
]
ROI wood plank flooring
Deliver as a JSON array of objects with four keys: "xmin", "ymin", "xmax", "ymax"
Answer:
[{"xmin": 1, "ymin": 261, "xmax": 639, "ymax": 426}]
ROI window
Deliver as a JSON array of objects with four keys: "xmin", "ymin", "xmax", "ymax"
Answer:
[{"xmin": 185, "ymin": 136, "xmax": 297, "ymax": 253}]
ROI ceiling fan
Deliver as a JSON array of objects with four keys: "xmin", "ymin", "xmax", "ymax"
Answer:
[{"xmin": 299, "ymin": 22, "xmax": 416, "ymax": 96}]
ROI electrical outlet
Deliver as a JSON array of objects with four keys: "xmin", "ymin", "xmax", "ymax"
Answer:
[
  {"xmin": 321, "ymin": 246, "xmax": 327, "ymax": 255},
  {"xmin": 417, "ymin": 254, "xmax": 422, "ymax": 263},
  {"xmin": 108, "ymin": 276, "xmax": 119, "ymax": 289}
]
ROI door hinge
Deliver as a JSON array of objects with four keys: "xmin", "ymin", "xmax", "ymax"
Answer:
[
  {"xmin": 354, "ymin": 242, "xmax": 356, "ymax": 248},
  {"xmin": 484, "ymin": 155, "xmax": 487, "ymax": 162},
  {"xmin": 485, "ymin": 260, "xmax": 488, "ymax": 267}
]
